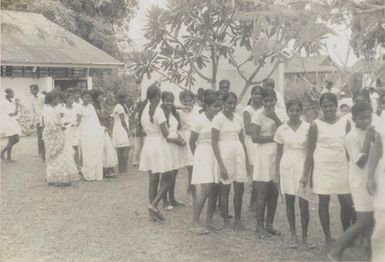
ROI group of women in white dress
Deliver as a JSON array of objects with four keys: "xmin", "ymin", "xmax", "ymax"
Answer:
[
  {"xmin": 39, "ymin": 88, "xmax": 131, "ymax": 186},
  {"xmin": 138, "ymin": 81, "xmax": 385, "ymax": 261}
]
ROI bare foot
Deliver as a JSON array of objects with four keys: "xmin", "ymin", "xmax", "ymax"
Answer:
[
  {"xmin": 265, "ymin": 225, "xmax": 281, "ymax": 236},
  {"xmin": 289, "ymin": 236, "xmax": 298, "ymax": 248}
]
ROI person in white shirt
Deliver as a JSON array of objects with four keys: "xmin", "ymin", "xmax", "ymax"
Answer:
[
  {"xmin": 30, "ymin": 84, "xmax": 46, "ymax": 160},
  {"xmin": 1, "ymin": 88, "xmax": 22, "ymax": 162}
]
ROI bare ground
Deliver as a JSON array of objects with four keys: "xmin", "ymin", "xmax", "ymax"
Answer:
[{"xmin": 1, "ymin": 136, "xmax": 367, "ymax": 261}]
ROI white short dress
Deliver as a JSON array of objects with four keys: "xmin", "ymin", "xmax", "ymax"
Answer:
[
  {"xmin": 212, "ymin": 112, "xmax": 247, "ymax": 185},
  {"xmin": 252, "ymin": 107, "xmax": 287, "ymax": 182},
  {"xmin": 312, "ymin": 118, "xmax": 349, "ymax": 195},
  {"xmin": 167, "ymin": 114, "xmax": 192, "ymax": 169},
  {"xmin": 1, "ymin": 98, "xmax": 22, "ymax": 137},
  {"xmin": 178, "ymin": 107, "xmax": 199, "ymax": 166},
  {"xmin": 243, "ymin": 105, "xmax": 259, "ymax": 165},
  {"xmin": 274, "ymin": 121, "xmax": 309, "ymax": 195},
  {"xmin": 191, "ymin": 113, "xmax": 219, "ymax": 185},
  {"xmin": 139, "ymin": 104, "xmax": 174, "ymax": 174},
  {"xmin": 344, "ymin": 127, "xmax": 374, "ymax": 212},
  {"xmin": 61, "ymin": 105, "xmax": 79, "ymax": 146},
  {"xmin": 112, "ymin": 104, "xmax": 130, "ymax": 148}
]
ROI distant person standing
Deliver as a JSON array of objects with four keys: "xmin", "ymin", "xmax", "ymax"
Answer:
[
  {"xmin": 1, "ymin": 88, "xmax": 22, "ymax": 162},
  {"xmin": 321, "ymin": 80, "xmax": 340, "ymax": 97},
  {"xmin": 30, "ymin": 84, "xmax": 46, "ymax": 160},
  {"xmin": 218, "ymin": 80, "xmax": 230, "ymax": 93},
  {"xmin": 263, "ymin": 78, "xmax": 286, "ymax": 111}
]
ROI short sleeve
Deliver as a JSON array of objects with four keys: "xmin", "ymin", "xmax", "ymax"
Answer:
[
  {"xmin": 114, "ymin": 104, "xmax": 125, "ymax": 115},
  {"xmin": 212, "ymin": 114, "xmax": 224, "ymax": 130},
  {"xmin": 191, "ymin": 117, "xmax": 203, "ymax": 134},
  {"xmin": 274, "ymin": 126, "xmax": 285, "ymax": 144},
  {"xmin": 154, "ymin": 107, "xmax": 166, "ymax": 125},
  {"xmin": 252, "ymin": 110, "xmax": 263, "ymax": 126}
]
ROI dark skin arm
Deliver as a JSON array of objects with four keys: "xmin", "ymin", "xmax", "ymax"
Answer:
[
  {"xmin": 367, "ymin": 134, "xmax": 383, "ymax": 196},
  {"xmin": 189, "ymin": 131, "xmax": 199, "ymax": 154},
  {"xmin": 159, "ymin": 122, "xmax": 169, "ymax": 138},
  {"xmin": 243, "ymin": 111, "xmax": 253, "ymax": 136},
  {"xmin": 301, "ymin": 122, "xmax": 317, "ymax": 187},
  {"xmin": 119, "ymin": 113, "xmax": 130, "ymax": 136},
  {"xmin": 212, "ymin": 128, "xmax": 228, "ymax": 180},
  {"xmin": 239, "ymin": 130, "xmax": 250, "ymax": 169}
]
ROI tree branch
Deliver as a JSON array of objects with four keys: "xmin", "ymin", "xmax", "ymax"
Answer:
[{"xmin": 229, "ymin": 53, "xmax": 248, "ymax": 82}]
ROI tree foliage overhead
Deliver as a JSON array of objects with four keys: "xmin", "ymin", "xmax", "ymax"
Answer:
[
  {"xmin": 128, "ymin": 0, "xmax": 333, "ymax": 99},
  {"xmin": 2, "ymin": 0, "xmax": 138, "ymax": 59}
]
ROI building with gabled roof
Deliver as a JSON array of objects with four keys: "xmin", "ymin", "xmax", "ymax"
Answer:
[{"xmin": 1, "ymin": 10, "xmax": 124, "ymax": 105}]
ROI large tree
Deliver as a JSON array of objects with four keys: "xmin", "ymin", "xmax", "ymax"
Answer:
[
  {"xmin": 128, "ymin": 0, "xmax": 333, "ymax": 101},
  {"xmin": 2, "ymin": 0, "xmax": 138, "ymax": 59}
]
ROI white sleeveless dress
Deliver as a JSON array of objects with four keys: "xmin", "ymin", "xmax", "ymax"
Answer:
[{"xmin": 312, "ymin": 118, "xmax": 349, "ymax": 194}]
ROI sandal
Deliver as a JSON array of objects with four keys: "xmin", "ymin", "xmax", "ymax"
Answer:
[
  {"xmin": 163, "ymin": 205, "xmax": 174, "ymax": 211},
  {"xmin": 289, "ymin": 236, "xmax": 298, "ymax": 248},
  {"xmin": 189, "ymin": 225, "xmax": 210, "ymax": 235},
  {"xmin": 265, "ymin": 226, "xmax": 281, "ymax": 236},
  {"xmin": 303, "ymin": 240, "xmax": 317, "ymax": 249}
]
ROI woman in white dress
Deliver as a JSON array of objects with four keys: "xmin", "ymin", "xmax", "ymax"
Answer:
[
  {"xmin": 93, "ymin": 90, "xmax": 118, "ymax": 177},
  {"xmin": 251, "ymin": 88, "xmax": 286, "ymax": 238},
  {"xmin": 301, "ymin": 93, "xmax": 355, "ymax": 247},
  {"xmin": 190, "ymin": 90, "xmax": 221, "ymax": 234},
  {"xmin": 275, "ymin": 99, "xmax": 315, "ymax": 249},
  {"xmin": 139, "ymin": 83, "xmax": 174, "ymax": 221},
  {"xmin": 76, "ymin": 90, "xmax": 104, "ymax": 181},
  {"xmin": 1, "ymin": 88, "xmax": 22, "ymax": 162},
  {"xmin": 112, "ymin": 93, "xmax": 130, "ymax": 173},
  {"xmin": 61, "ymin": 92, "xmax": 80, "ymax": 169},
  {"xmin": 212, "ymin": 92, "xmax": 249, "ymax": 230},
  {"xmin": 178, "ymin": 90, "xmax": 198, "ymax": 204},
  {"xmin": 243, "ymin": 85, "xmax": 263, "ymax": 211},
  {"xmin": 160, "ymin": 91, "xmax": 189, "ymax": 209}
]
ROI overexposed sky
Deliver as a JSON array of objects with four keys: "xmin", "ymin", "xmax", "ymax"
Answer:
[{"xmin": 128, "ymin": 0, "xmax": 358, "ymax": 66}]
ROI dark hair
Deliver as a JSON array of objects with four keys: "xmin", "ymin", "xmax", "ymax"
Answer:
[
  {"xmin": 223, "ymin": 92, "xmax": 238, "ymax": 103},
  {"xmin": 116, "ymin": 92, "xmax": 128, "ymax": 113},
  {"xmin": 263, "ymin": 78, "xmax": 275, "ymax": 89},
  {"xmin": 44, "ymin": 91, "xmax": 59, "ymax": 105},
  {"xmin": 64, "ymin": 92, "xmax": 74, "ymax": 103},
  {"xmin": 29, "ymin": 84, "xmax": 39, "ymax": 91},
  {"xmin": 247, "ymin": 85, "xmax": 262, "ymax": 105},
  {"xmin": 219, "ymin": 79, "xmax": 230, "ymax": 87},
  {"xmin": 4, "ymin": 88, "xmax": 13, "ymax": 95},
  {"xmin": 215, "ymin": 89, "xmax": 225, "ymax": 100},
  {"xmin": 351, "ymin": 102, "xmax": 372, "ymax": 118},
  {"xmin": 319, "ymin": 93, "xmax": 338, "ymax": 106},
  {"xmin": 179, "ymin": 90, "xmax": 194, "ymax": 103},
  {"xmin": 261, "ymin": 87, "xmax": 277, "ymax": 99},
  {"xmin": 353, "ymin": 89, "xmax": 370, "ymax": 103},
  {"xmin": 90, "ymin": 89, "xmax": 104, "ymax": 110},
  {"xmin": 161, "ymin": 91, "xmax": 181, "ymax": 130},
  {"xmin": 339, "ymin": 104, "xmax": 350, "ymax": 109},
  {"xmin": 146, "ymin": 83, "xmax": 161, "ymax": 123},
  {"xmin": 286, "ymin": 99, "xmax": 303, "ymax": 112},
  {"xmin": 81, "ymin": 90, "xmax": 92, "ymax": 98}
]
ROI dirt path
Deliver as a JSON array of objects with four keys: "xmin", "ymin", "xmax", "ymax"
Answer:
[{"xmin": 1, "ymin": 137, "xmax": 365, "ymax": 261}]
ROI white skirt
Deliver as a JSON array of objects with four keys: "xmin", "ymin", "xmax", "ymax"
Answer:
[
  {"xmin": 112, "ymin": 122, "xmax": 130, "ymax": 148},
  {"xmin": 253, "ymin": 142, "xmax": 277, "ymax": 182},
  {"xmin": 280, "ymin": 150, "xmax": 305, "ymax": 195},
  {"xmin": 218, "ymin": 140, "xmax": 248, "ymax": 185},
  {"xmin": 168, "ymin": 140, "xmax": 192, "ymax": 169},
  {"xmin": 191, "ymin": 143, "xmax": 218, "ymax": 185},
  {"xmin": 2, "ymin": 116, "xmax": 22, "ymax": 137},
  {"xmin": 139, "ymin": 135, "xmax": 174, "ymax": 174},
  {"xmin": 103, "ymin": 131, "xmax": 118, "ymax": 168},
  {"xmin": 179, "ymin": 129, "xmax": 194, "ymax": 166},
  {"xmin": 64, "ymin": 126, "xmax": 79, "ymax": 146}
]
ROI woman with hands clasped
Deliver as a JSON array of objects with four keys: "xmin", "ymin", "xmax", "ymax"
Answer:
[
  {"xmin": 212, "ymin": 92, "xmax": 249, "ymax": 230},
  {"xmin": 251, "ymin": 87, "xmax": 286, "ymax": 239}
]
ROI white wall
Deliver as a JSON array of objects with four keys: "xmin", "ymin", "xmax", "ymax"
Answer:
[{"xmin": 1, "ymin": 77, "xmax": 53, "ymax": 110}]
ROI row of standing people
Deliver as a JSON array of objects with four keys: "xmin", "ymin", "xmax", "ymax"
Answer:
[{"xmin": 138, "ymin": 81, "xmax": 385, "ymax": 261}]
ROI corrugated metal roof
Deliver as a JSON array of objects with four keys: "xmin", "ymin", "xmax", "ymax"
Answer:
[
  {"xmin": 1, "ymin": 10, "xmax": 124, "ymax": 68},
  {"xmin": 284, "ymin": 55, "xmax": 339, "ymax": 74}
]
